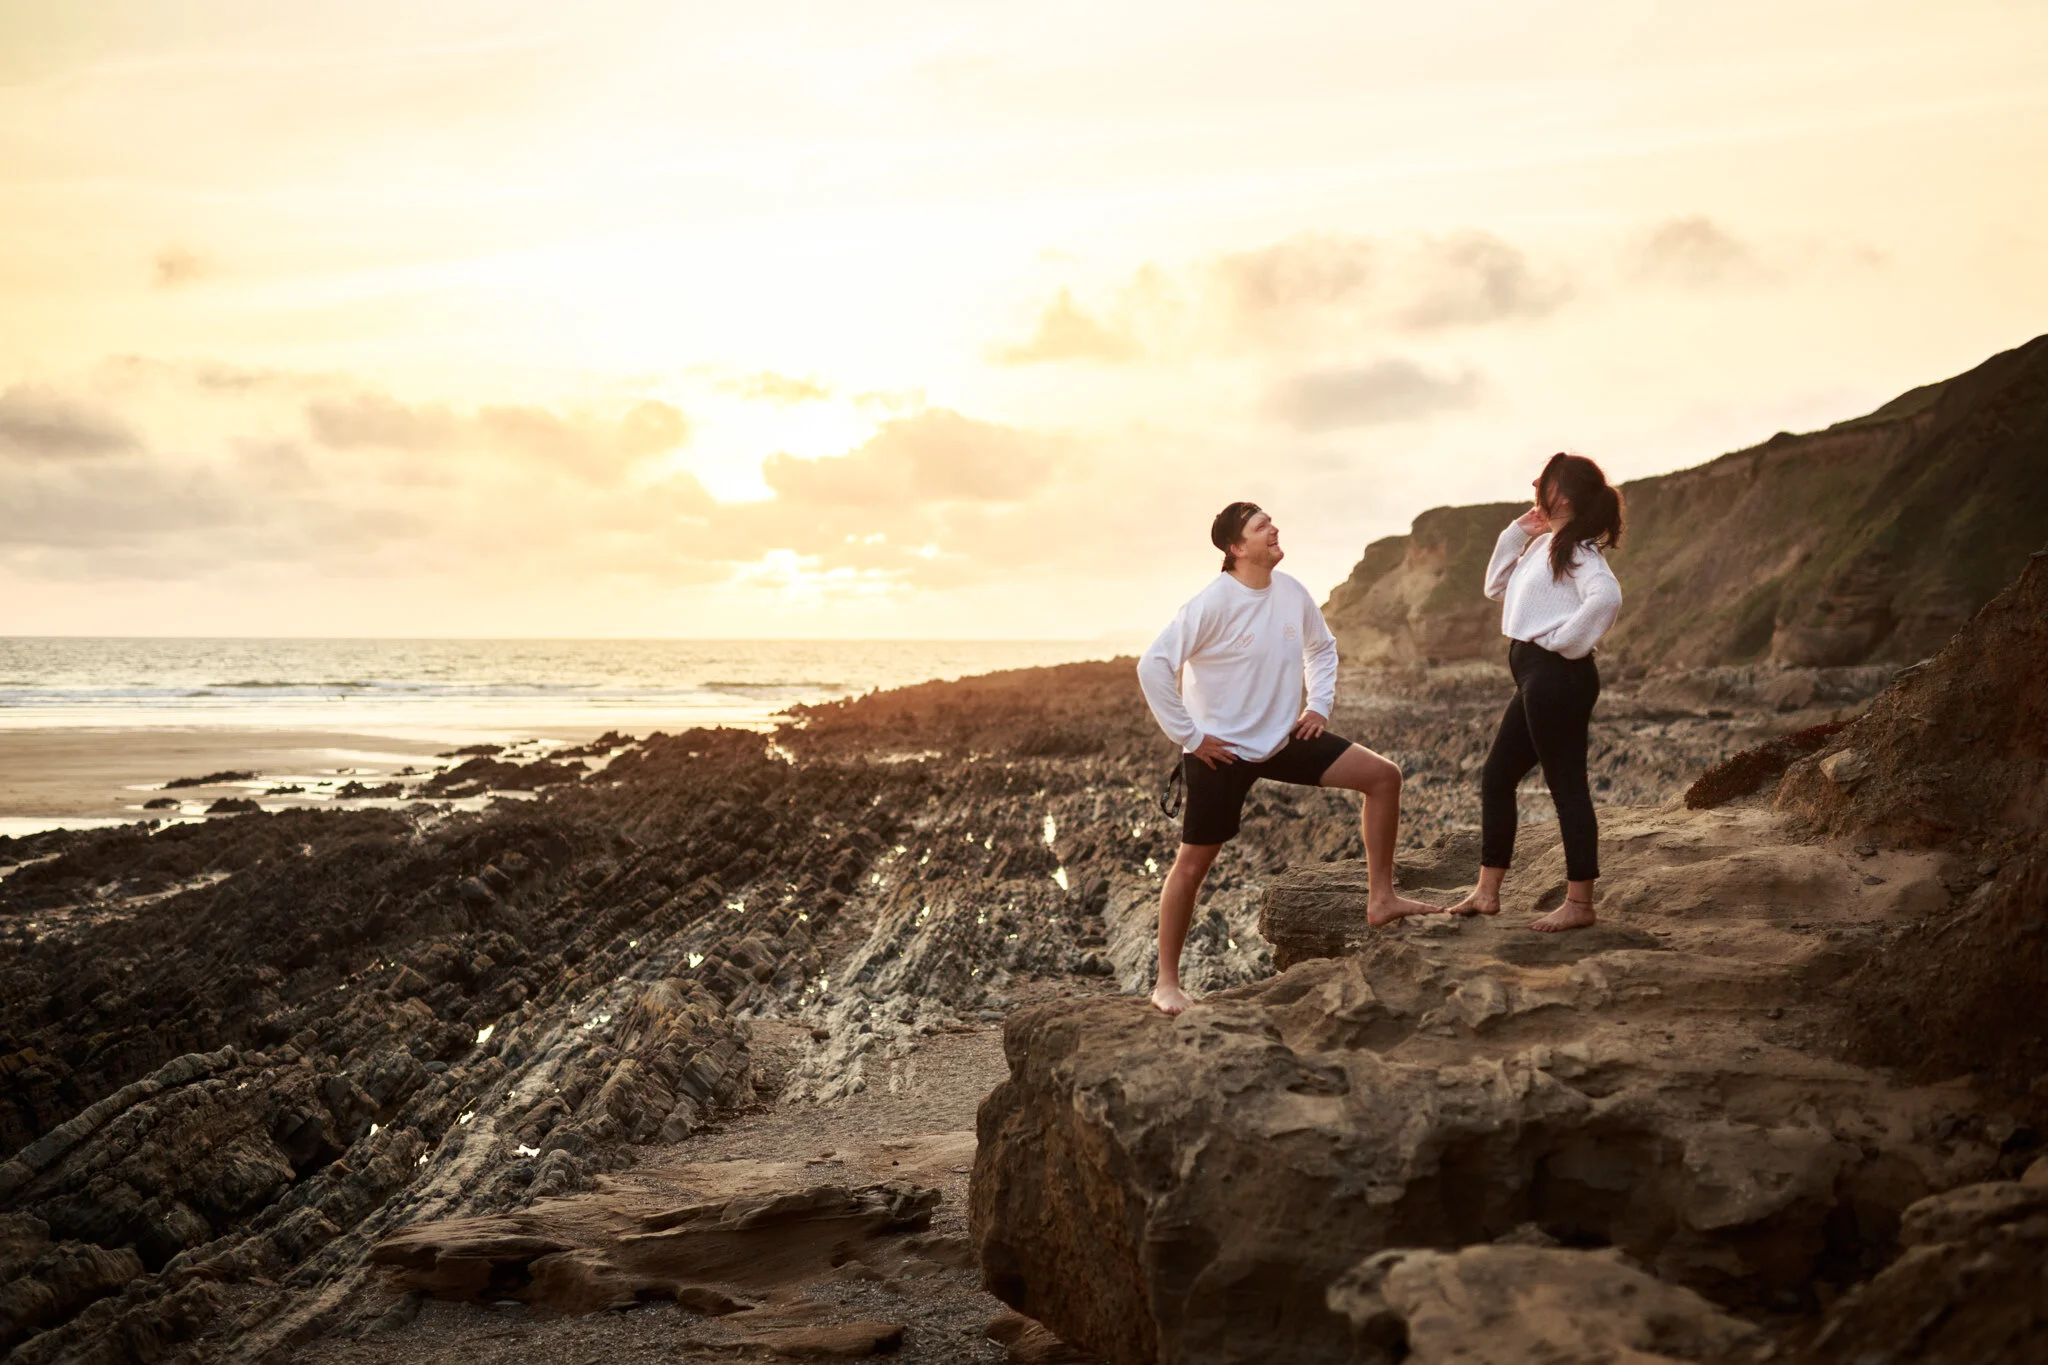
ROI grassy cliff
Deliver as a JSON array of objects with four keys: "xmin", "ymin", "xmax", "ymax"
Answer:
[{"xmin": 1322, "ymin": 334, "xmax": 2048, "ymax": 669}]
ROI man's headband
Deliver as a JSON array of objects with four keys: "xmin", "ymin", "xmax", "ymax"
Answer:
[{"xmin": 1211, "ymin": 502, "xmax": 1263, "ymax": 551}]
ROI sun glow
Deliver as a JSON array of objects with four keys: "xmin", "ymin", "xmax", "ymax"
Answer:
[{"xmin": 1, "ymin": 2, "xmax": 2043, "ymax": 638}]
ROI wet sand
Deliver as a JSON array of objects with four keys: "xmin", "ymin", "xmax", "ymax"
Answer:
[{"xmin": 0, "ymin": 727, "xmax": 620, "ymax": 828}]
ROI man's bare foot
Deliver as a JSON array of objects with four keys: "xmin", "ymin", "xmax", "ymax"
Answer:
[
  {"xmin": 1367, "ymin": 894, "xmax": 1443, "ymax": 927},
  {"xmin": 1150, "ymin": 982, "xmax": 1194, "ymax": 1015},
  {"xmin": 1443, "ymin": 889, "xmax": 1502, "ymax": 916},
  {"xmin": 1529, "ymin": 897, "xmax": 1597, "ymax": 932}
]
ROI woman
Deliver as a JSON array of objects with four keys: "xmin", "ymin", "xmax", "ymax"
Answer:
[{"xmin": 1448, "ymin": 452, "xmax": 1624, "ymax": 931}]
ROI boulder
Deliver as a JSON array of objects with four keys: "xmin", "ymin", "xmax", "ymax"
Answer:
[
  {"xmin": 1327, "ymin": 1244, "xmax": 1755, "ymax": 1364},
  {"xmin": 370, "ymin": 1181, "xmax": 940, "ymax": 1311},
  {"xmin": 973, "ymin": 806, "xmax": 1994, "ymax": 1365},
  {"xmin": 1793, "ymin": 1175, "xmax": 2048, "ymax": 1363},
  {"xmin": 1778, "ymin": 546, "xmax": 2048, "ymax": 845}
]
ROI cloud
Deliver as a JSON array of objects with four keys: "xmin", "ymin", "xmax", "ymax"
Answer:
[
  {"xmin": 995, "ymin": 289, "xmax": 1141, "ymax": 364},
  {"xmin": 1396, "ymin": 233, "xmax": 1570, "ymax": 329},
  {"xmin": 0, "ymin": 388, "xmax": 139, "ymax": 457},
  {"xmin": 1210, "ymin": 234, "xmax": 1376, "ymax": 317},
  {"xmin": 996, "ymin": 230, "xmax": 1571, "ymax": 365},
  {"xmin": 0, "ymin": 364, "xmax": 1192, "ymax": 604},
  {"xmin": 795, "ymin": 409, "xmax": 1054, "ymax": 502},
  {"xmin": 304, "ymin": 393, "xmax": 689, "ymax": 480},
  {"xmin": 1629, "ymin": 216, "xmax": 1770, "ymax": 287},
  {"xmin": 719, "ymin": 371, "xmax": 833, "ymax": 404},
  {"xmin": 306, "ymin": 392, "xmax": 460, "ymax": 450},
  {"xmin": 684, "ymin": 407, "xmax": 1107, "ymax": 590},
  {"xmin": 1264, "ymin": 359, "xmax": 1482, "ymax": 431},
  {"xmin": 152, "ymin": 245, "xmax": 212, "ymax": 288},
  {"xmin": 0, "ymin": 369, "xmax": 713, "ymax": 586}
]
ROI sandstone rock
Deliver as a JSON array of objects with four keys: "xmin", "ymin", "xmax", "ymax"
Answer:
[
  {"xmin": 1257, "ymin": 827, "xmax": 1556, "ymax": 969},
  {"xmin": 1683, "ymin": 719, "xmax": 1850, "ymax": 809},
  {"xmin": 1818, "ymin": 748, "xmax": 1869, "ymax": 787},
  {"xmin": 1779, "ymin": 545, "xmax": 2048, "ymax": 844},
  {"xmin": 738, "ymin": 1319, "xmax": 907, "ymax": 1358},
  {"xmin": 976, "ymin": 807, "xmax": 1989, "ymax": 1365},
  {"xmin": 1327, "ymin": 1244, "xmax": 1755, "ymax": 1364},
  {"xmin": 1759, "ymin": 669, "xmax": 1820, "ymax": 712},
  {"xmin": 1794, "ymin": 1174, "xmax": 2048, "ymax": 1363},
  {"xmin": 987, "ymin": 1310, "xmax": 1102, "ymax": 1363},
  {"xmin": 1775, "ymin": 552, "xmax": 2048, "ymax": 1094},
  {"xmin": 370, "ymin": 1181, "xmax": 939, "ymax": 1311},
  {"xmin": 1898, "ymin": 1180, "xmax": 2048, "ymax": 1246}
]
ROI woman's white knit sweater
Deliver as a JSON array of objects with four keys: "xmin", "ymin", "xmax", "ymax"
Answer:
[{"xmin": 1484, "ymin": 521, "xmax": 1623, "ymax": 659}]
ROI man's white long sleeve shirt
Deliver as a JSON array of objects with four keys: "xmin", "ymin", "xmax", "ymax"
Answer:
[{"xmin": 1136, "ymin": 571, "xmax": 1338, "ymax": 762}]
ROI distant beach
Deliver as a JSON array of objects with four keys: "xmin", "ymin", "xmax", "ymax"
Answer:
[{"xmin": 0, "ymin": 638, "xmax": 1113, "ymax": 831}]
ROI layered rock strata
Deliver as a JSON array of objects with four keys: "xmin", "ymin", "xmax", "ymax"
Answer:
[{"xmin": 972, "ymin": 805, "xmax": 1997, "ymax": 1364}]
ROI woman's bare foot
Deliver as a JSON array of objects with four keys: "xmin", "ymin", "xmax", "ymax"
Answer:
[
  {"xmin": 1529, "ymin": 897, "xmax": 1596, "ymax": 932},
  {"xmin": 1150, "ymin": 982, "xmax": 1194, "ymax": 1015},
  {"xmin": 1444, "ymin": 889, "xmax": 1502, "ymax": 916},
  {"xmin": 1367, "ymin": 894, "xmax": 1442, "ymax": 927}
]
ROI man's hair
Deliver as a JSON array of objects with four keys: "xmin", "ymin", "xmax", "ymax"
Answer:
[{"xmin": 1211, "ymin": 501, "xmax": 1263, "ymax": 572}]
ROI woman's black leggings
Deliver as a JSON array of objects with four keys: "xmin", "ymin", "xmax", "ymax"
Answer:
[{"xmin": 1481, "ymin": 639, "xmax": 1601, "ymax": 882}]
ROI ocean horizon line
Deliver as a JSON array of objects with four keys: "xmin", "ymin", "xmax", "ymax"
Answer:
[{"xmin": 0, "ymin": 633, "xmax": 1140, "ymax": 645}]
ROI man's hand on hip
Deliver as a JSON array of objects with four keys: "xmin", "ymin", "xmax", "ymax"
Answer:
[
  {"xmin": 1294, "ymin": 709, "xmax": 1328, "ymax": 740},
  {"xmin": 1190, "ymin": 735, "xmax": 1237, "ymax": 769}
]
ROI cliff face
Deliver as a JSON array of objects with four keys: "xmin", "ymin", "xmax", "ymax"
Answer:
[{"xmin": 1322, "ymin": 334, "xmax": 2048, "ymax": 669}]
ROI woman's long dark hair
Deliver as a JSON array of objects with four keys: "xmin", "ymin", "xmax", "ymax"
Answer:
[{"xmin": 1540, "ymin": 452, "xmax": 1624, "ymax": 579}]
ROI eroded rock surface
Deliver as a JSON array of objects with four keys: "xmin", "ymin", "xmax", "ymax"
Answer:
[
  {"xmin": 1783, "ymin": 1162, "xmax": 2048, "ymax": 1364},
  {"xmin": 371, "ymin": 1179, "xmax": 938, "ymax": 1310},
  {"xmin": 972, "ymin": 803, "xmax": 2013, "ymax": 1365},
  {"xmin": 1328, "ymin": 1243, "xmax": 1756, "ymax": 1365}
]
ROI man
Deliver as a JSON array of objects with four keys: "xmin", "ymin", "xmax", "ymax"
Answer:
[{"xmin": 1136, "ymin": 501, "xmax": 1438, "ymax": 1015}]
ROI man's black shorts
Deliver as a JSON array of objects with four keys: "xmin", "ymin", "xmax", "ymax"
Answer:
[{"xmin": 1181, "ymin": 731, "xmax": 1355, "ymax": 846}]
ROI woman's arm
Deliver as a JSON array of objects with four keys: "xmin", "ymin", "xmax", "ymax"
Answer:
[
  {"xmin": 1541, "ymin": 551, "xmax": 1623, "ymax": 659},
  {"xmin": 1484, "ymin": 511, "xmax": 1543, "ymax": 602}
]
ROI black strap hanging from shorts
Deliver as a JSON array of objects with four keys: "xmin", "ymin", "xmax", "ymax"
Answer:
[{"xmin": 1159, "ymin": 760, "xmax": 1185, "ymax": 818}]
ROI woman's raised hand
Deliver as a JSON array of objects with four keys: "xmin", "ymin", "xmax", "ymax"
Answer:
[{"xmin": 1515, "ymin": 504, "xmax": 1549, "ymax": 535}]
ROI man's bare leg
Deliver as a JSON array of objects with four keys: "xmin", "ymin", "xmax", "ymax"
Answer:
[
  {"xmin": 1530, "ymin": 877, "xmax": 1597, "ymax": 932},
  {"xmin": 1319, "ymin": 745, "xmax": 1441, "ymax": 926},
  {"xmin": 1153, "ymin": 842, "xmax": 1221, "ymax": 1014},
  {"xmin": 1445, "ymin": 865, "xmax": 1508, "ymax": 916}
]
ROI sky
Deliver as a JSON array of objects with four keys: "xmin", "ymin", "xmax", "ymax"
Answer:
[{"xmin": 2, "ymin": 0, "xmax": 2045, "ymax": 640}]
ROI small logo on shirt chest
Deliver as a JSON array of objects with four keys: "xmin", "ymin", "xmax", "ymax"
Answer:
[{"xmin": 1282, "ymin": 622, "xmax": 1300, "ymax": 643}]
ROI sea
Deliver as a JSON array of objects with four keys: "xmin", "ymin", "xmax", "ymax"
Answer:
[
  {"xmin": 0, "ymin": 638, "xmax": 1118, "ymax": 734},
  {"xmin": 0, "ymin": 638, "xmax": 1125, "ymax": 836}
]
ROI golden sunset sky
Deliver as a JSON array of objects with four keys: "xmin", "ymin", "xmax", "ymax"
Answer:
[{"xmin": 2, "ymin": 1, "xmax": 2044, "ymax": 638}]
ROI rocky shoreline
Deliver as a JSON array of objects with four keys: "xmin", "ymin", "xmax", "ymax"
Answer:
[{"xmin": 0, "ymin": 622, "xmax": 2034, "ymax": 1361}]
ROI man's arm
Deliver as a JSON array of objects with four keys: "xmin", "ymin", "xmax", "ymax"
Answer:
[
  {"xmin": 1297, "ymin": 586, "xmax": 1339, "ymax": 738},
  {"xmin": 1136, "ymin": 608, "xmax": 1204, "ymax": 751}
]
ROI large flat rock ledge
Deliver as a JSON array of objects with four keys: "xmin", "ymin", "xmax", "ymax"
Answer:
[{"xmin": 970, "ymin": 807, "xmax": 1996, "ymax": 1365}]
